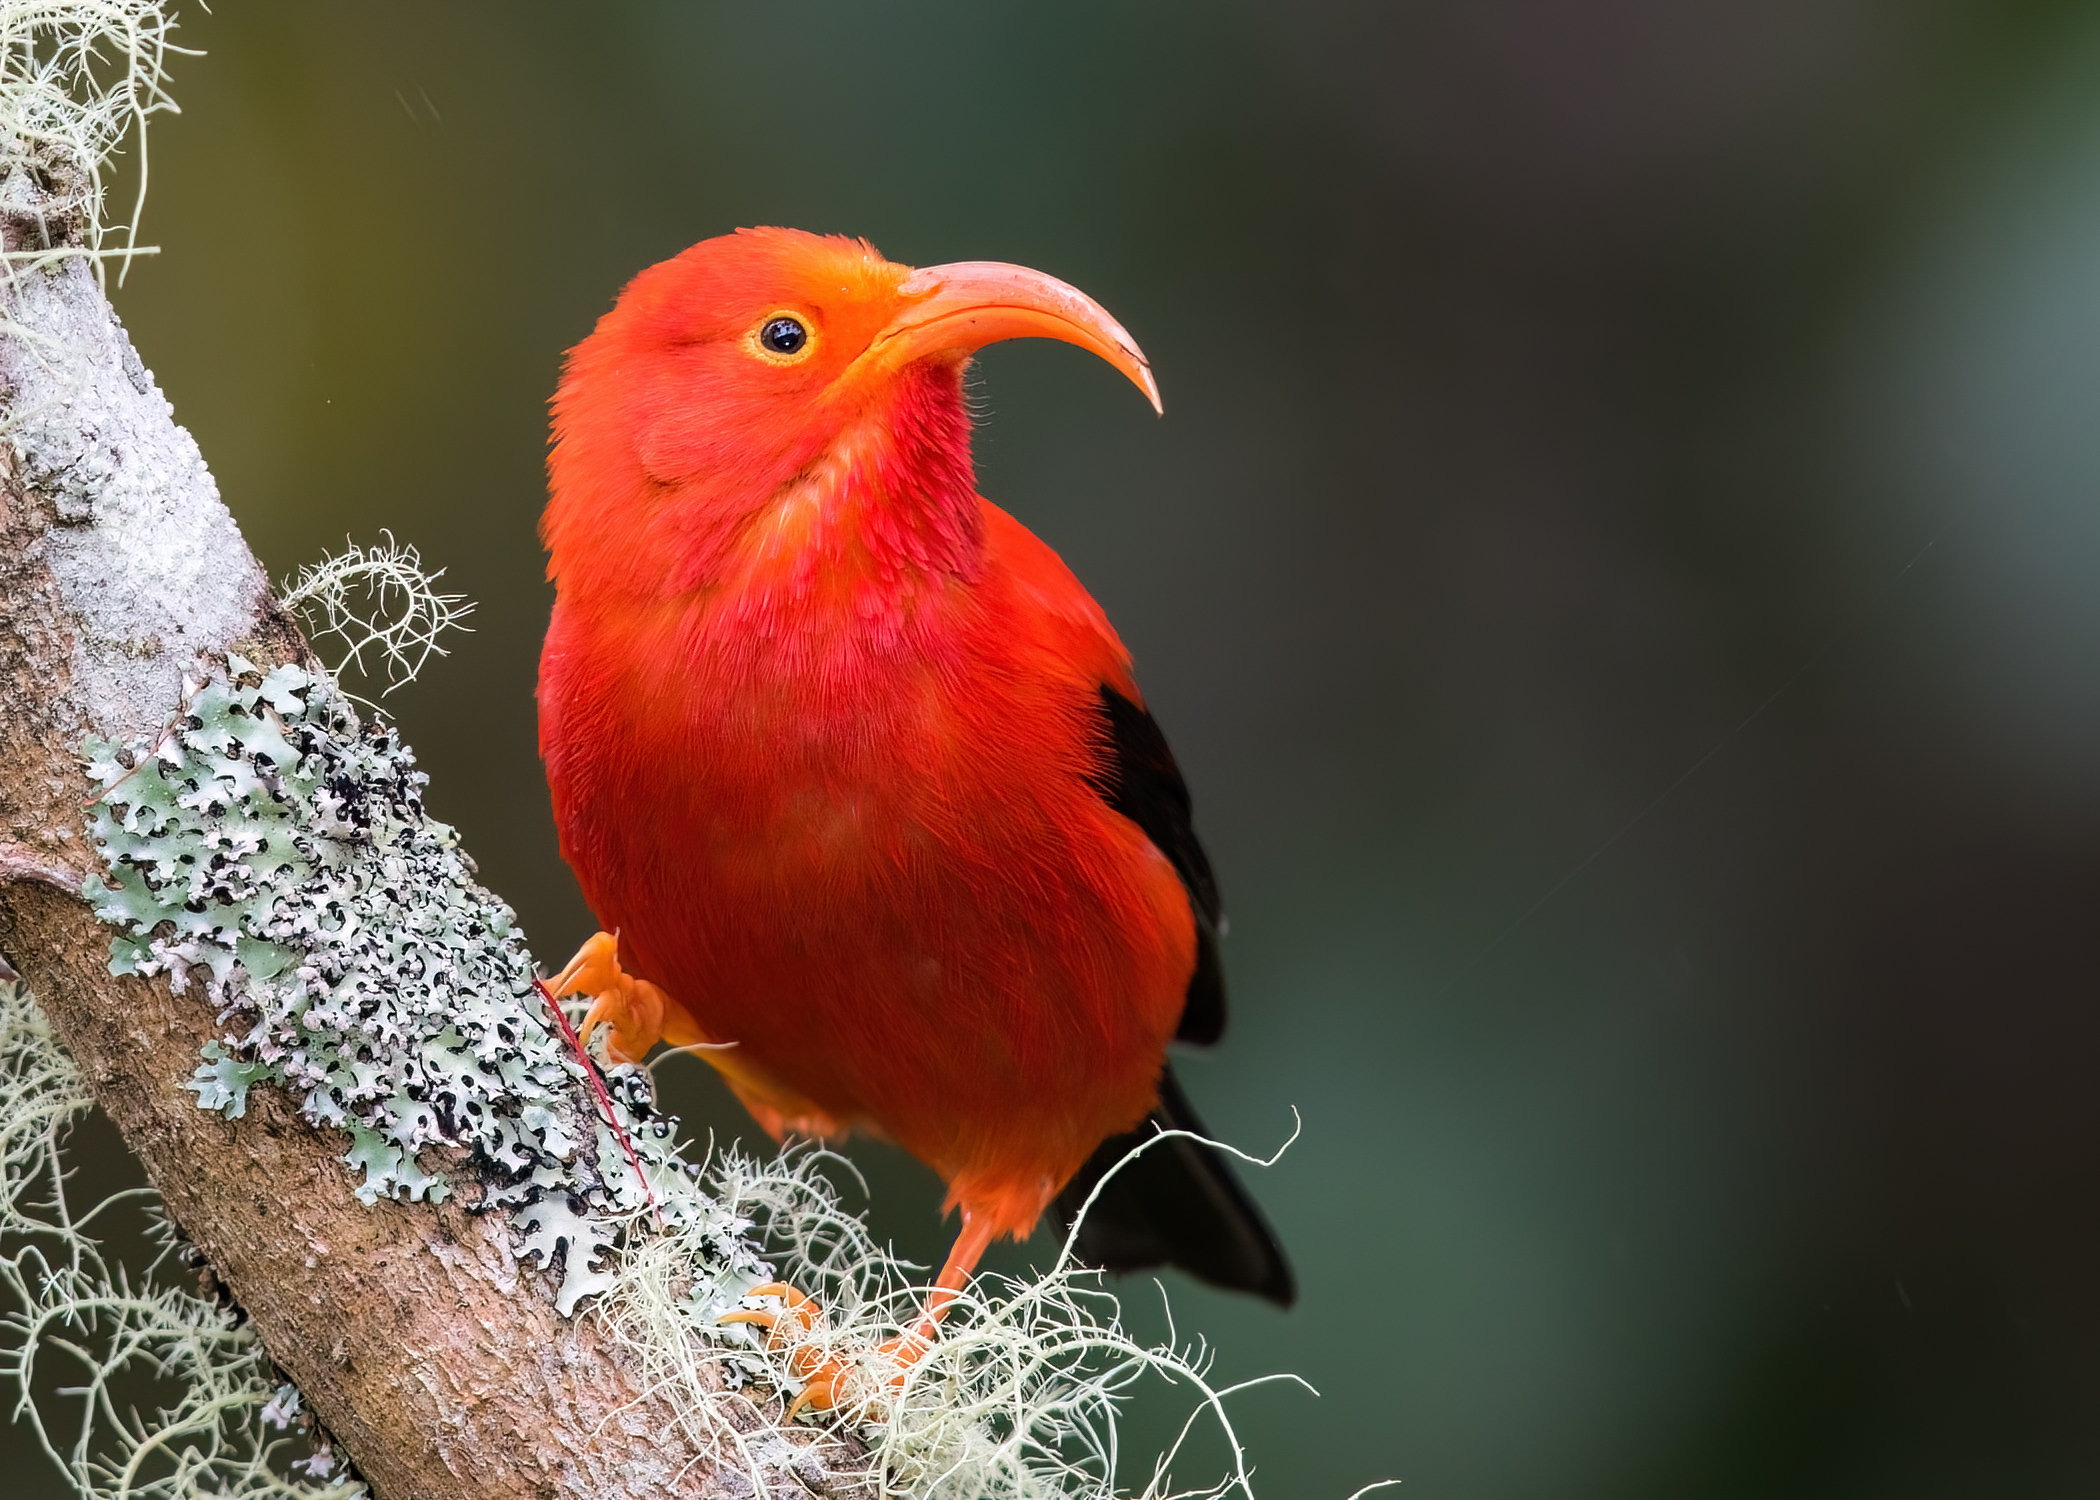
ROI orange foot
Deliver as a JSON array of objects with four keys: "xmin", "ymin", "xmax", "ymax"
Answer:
[
  {"xmin": 720, "ymin": 1212, "xmax": 996, "ymax": 1420},
  {"xmin": 721, "ymin": 1283, "xmax": 946, "ymax": 1419},
  {"xmin": 549, "ymin": 930, "xmax": 671, "ymax": 1066}
]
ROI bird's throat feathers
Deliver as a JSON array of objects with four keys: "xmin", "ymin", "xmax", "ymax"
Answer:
[{"xmin": 545, "ymin": 354, "xmax": 982, "ymax": 643}]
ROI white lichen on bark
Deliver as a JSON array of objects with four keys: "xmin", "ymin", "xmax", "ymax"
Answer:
[{"xmin": 0, "ymin": 206, "xmax": 266, "ymax": 741}]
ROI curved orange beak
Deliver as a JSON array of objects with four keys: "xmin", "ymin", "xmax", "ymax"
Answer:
[{"xmin": 872, "ymin": 260, "xmax": 1162, "ymax": 414}]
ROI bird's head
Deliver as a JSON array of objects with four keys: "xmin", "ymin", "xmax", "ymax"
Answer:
[{"xmin": 546, "ymin": 227, "xmax": 1157, "ymax": 599}]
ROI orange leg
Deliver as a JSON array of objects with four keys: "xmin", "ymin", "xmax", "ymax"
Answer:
[
  {"xmin": 548, "ymin": 930, "xmax": 671, "ymax": 1065},
  {"xmin": 902, "ymin": 1208, "xmax": 997, "ymax": 1345},
  {"xmin": 722, "ymin": 1209, "xmax": 998, "ymax": 1419}
]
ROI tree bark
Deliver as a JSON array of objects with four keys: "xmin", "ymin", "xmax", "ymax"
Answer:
[{"xmin": 0, "ymin": 177, "xmax": 857, "ymax": 1499}]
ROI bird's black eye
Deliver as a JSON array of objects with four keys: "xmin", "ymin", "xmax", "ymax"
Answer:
[{"xmin": 759, "ymin": 316, "xmax": 808, "ymax": 355}]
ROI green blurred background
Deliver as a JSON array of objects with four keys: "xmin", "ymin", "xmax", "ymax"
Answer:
[{"xmin": 16, "ymin": 0, "xmax": 2100, "ymax": 1494}]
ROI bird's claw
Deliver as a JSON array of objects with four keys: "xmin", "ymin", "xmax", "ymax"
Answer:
[
  {"xmin": 721, "ymin": 1282, "xmax": 932, "ymax": 1420},
  {"xmin": 549, "ymin": 930, "xmax": 667, "ymax": 1065},
  {"xmin": 719, "ymin": 1282, "xmax": 822, "ymax": 1344}
]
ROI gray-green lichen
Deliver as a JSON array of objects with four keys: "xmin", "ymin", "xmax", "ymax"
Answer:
[{"xmin": 81, "ymin": 658, "xmax": 766, "ymax": 1317}]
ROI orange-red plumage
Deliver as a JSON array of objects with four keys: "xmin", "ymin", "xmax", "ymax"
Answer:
[{"xmin": 539, "ymin": 229, "xmax": 1288, "ymax": 1308}]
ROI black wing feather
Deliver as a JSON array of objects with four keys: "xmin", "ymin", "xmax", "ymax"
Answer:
[
  {"xmin": 1065, "ymin": 685, "xmax": 1293, "ymax": 1306},
  {"xmin": 1084, "ymin": 685, "xmax": 1225, "ymax": 1045},
  {"xmin": 1051, "ymin": 1064, "xmax": 1296, "ymax": 1306}
]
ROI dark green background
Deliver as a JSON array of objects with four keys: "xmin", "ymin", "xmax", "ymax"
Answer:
[{"xmin": 15, "ymin": 2, "xmax": 2100, "ymax": 1494}]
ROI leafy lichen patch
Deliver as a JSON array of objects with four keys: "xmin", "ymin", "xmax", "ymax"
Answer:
[{"xmin": 81, "ymin": 659, "xmax": 767, "ymax": 1317}]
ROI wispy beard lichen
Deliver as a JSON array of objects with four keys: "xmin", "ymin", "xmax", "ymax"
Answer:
[{"xmin": 0, "ymin": 976, "xmax": 363, "ymax": 1499}]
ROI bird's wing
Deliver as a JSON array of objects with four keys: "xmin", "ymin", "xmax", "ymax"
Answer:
[
  {"xmin": 976, "ymin": 500, "xmax": 1226, "ymax": 1045},
  {"xmin": 978, "ymin": 502, "xmax": 1285, "ymax": 1299},
  {"xmin": 1082, "ymin": 685, "xmax": 1226, "ymax": 1046}
]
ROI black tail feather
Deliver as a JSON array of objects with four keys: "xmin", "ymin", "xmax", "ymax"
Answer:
[{"xmin": 1050, "ymin": 1065, "xmax": 1295, "ymax": 1307}]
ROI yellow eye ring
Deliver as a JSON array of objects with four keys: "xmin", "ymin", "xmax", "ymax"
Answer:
[{"xmin": 749, "ymin": 312, "xmax": 815, "ymax": 364}]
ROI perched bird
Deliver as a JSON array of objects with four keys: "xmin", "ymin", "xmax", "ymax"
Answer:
[{"xmin": 537, "ymin": 229, "xmax": 1292, "ymax": 1400}]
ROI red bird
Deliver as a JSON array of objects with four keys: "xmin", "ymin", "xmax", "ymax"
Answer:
[{"xmin": 537, "ymin": 229, "xmax": 1292, "ymax": 1393}]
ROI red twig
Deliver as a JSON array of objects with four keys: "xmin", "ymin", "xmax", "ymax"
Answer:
[
  {"xmin": 533, "ymin": 973, "xmax": 662, "ymax": 1225},
  {"xmin": 85, "ymin": 690, "xmax": 190, "ymax": 806}
]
